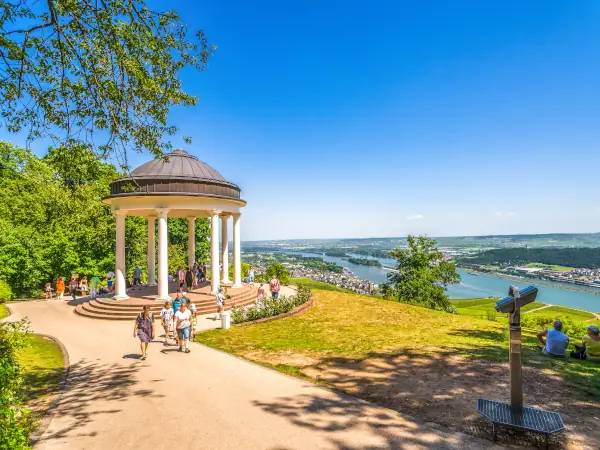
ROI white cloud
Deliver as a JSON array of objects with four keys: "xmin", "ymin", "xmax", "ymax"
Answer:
[
  {"xmin": 406, "ymin": 214, "xmax": 424, "ymax": 221},
  {"xmin": 494, "ymin": 211, "xmax": 517, "ymax": 218}
]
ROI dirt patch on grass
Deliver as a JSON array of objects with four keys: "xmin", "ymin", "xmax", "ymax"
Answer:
[
  {"xmin": 243, "ymin": 348, "xmax": 599, "ymax": 449},
  {"xmin": 292, "ymin": 352, "xmax": 598, "ymax": 450}
]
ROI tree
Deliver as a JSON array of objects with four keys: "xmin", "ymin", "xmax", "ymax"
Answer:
[
  {"xmin": 385, "ymin": 235, "xmax": 460, "ymax": 312},
  {"xmin": 0, "ymin": 141, "xmax": 211, "ymax": 296},
  {"xmin": 265, "ymin": 262, "xmax": 289, "ymax": 285},
  {"xmin": 0, "ymin": 0, "xmax": 211, "ymax": 161}
]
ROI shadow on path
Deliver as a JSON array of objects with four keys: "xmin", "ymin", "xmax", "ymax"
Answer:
[
  {"xmin": 252, "ymin": 389, "xmax": 478, "ymax": 450},
  {"xmin": 37, "ymin": 359, "xmax": 164, "ymax": 443}
]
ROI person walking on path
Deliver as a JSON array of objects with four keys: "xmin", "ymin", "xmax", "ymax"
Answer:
[
  {"xmin": 177, "ymin": 267, "xmax": 186, "ymax": 288},
  {"xmin": 257, "ymin": 283, "xmax": 266, "ymax": 305},
  {"xmin": 79, "ymin": 276, "xmax": 88, "ymax": 296},
  {"xmin": 89, "ymin": 275, "xmax": 100, "ymax": 299},
  {"xmin": 171, "ymin": 290, "xmax": 186, "ymax": 347},
  {"xmin": 55, "ymin": 276, "xmax": 65, "ymax": 300},
  {"xmin": 45, "ymin": 281, "xmax": 53, "ymax": 300},
  {"xmin": 175, "ymin": 302, "xmax": 192, "ymax": 353},
  {"xmin": 186, "ymin": 267, "xmax": 194, "ymax": 289},
  {"xmin": 133, "ymin": 266, "xmax": 142, "ymax": 289},
  {"xmin": 106, "ymin": 271, "xmax": 114, "ymax": 292},
  {"xmin": 186, "ymin": 298, "xmax": 197, "ymax": 337},
  {"xmin": 68, "ymin": 275, "xmax": 79, "ymax": 301},
  {"xmin": 133, "ymin": 305, "xmax": 154, "ymax": 360},
  {"xmin": 159, "ymin": 301, "xmax": 174, "ymax": 344},
  {"xmin": 214, "ymin": 287, "xmax": 226, "ymax": 319},
  {"xmin": 269, "ymin": 276, "xmax": 281, "ymax": 300}
]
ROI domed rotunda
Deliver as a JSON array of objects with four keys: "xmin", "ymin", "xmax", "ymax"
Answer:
[{"xmin": 103, "ymin": 149, "xmax": 246, "ymax": 300}]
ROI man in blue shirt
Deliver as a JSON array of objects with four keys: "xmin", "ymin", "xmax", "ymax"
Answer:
[{"xmin": 537, "ymin": 320, "xmax": 569, "ymax": 357}]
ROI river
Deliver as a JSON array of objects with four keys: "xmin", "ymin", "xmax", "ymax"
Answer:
[{"xmin": 293, "ymin": 252, "xmax": 600, "ymax": 312}]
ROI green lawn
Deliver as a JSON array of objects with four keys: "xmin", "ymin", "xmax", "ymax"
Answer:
[
  {"xmin": 289, "ymin": 277, "xmax": 352, "ymax": 293},
  {"xmin": 198, "ymin": 289, "xmax": 600, "ymax": 397},
  {"xmin": 16, "ymin": 334, "xmax": 65, "ymax": 413},
  {"xmin": 0, "ymin": 303, "xmax": 9, "ymax": 319},
  {"xmin": 451, "ymin": 297, "xmax": 598, "ymax": 324},
  {"xmin": 526, "ymin": 262, "xmax": 575, "ymax": 272},
  {"xmin": 200, "ymin": 290, "xmax": 508, "ymax": 360}
]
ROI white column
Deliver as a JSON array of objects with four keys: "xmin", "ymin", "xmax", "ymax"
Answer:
[
  {"xmin": 114, "ymin": 212, "xmax": 129, "ymax": 299},
  {"xmin": 157, "ymin": 209, "xmax": 169, "ymax": 300},
  {"xmin": 210, "ymin": 211, "xmax": 220, "ymax": 294},
  {"xmin": 221, "ymin": 215, "xmax": 230, "ymax": 283},
  {"xmin": 147, "ymin": 217, "xmax": 156, "ymax": 286},
  {"xmin": 187, "ymin": 216, "xmax": 196, "ymax": 269},
  {"xmin": 233, "ymin": 213, "xmax": 242, "ymax": 287}
]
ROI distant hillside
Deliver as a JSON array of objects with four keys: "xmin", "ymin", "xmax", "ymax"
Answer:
[
  {"xmin": 244, "ymin": 232, "xmax": 600, "ymax": 250},
  {"xmin": 457, "ymin": 247, "xmax": 600, "ymax": 269}
]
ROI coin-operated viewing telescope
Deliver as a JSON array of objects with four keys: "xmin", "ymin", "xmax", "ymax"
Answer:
[
  {"xmin": 477, "ymin": 285, "xmax": 564, "ymax": 447},
  {"xmin": 496, "ymin": 285, "xmax": 538, "ymax": 408}
]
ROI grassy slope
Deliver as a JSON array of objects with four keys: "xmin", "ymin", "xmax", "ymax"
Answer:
[
  {"xmin": 451, "ymin": 298, "xmax": 599, "ymax": 323},
  {"xmin": 198, "ymin": 289, "xmax": 600, "ymax": 397},
  {"xmin": 200, "ymin": 290, "xmax": 507, "ymax": 360},
  {"xmin": 16, "ymin": 334, "xmax": 65, "ymax": 424},
  {"xmin": 0, "ymin": 303, "xmax": 9, "ymax": 319}
]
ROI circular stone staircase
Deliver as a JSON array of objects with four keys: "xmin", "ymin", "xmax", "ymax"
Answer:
[{"xmin": 74, "ymin": 285, "xmax": 257, "ymax": 320}]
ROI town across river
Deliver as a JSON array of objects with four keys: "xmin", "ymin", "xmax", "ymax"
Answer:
[{"xmin": 294, "ymin": 252, "xmax": 600, "ymax": 313}]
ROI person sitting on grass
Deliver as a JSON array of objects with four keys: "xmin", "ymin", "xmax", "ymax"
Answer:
[
  {"xmin": 537, "ymin": 320, "xmax": 569, "ymax": 357},
  {"xmin": 570, "ymin": 325, "xmax": 600, "ymax": 361}
]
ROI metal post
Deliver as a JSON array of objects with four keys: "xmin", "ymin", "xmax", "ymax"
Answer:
[{"xmin": 509, "ymin": 308, "xmax": 523, "ymax": 410}]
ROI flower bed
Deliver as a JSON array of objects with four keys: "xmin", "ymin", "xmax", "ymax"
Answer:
[{"xmin": 231, "ymin": 286, "xmax": 311, "ymax": 324}]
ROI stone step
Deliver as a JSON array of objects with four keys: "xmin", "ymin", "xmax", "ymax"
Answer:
[
  {"xmin": 74, "ymin": 289, "xmax": 257, "ymax": 320},
  {"xmin": 90, "ymin": 295, "xmax": 254, "ymax": 311},
  {"xmin": 79, "ymin": 297, "xmax": 255, "ymax": 317}
]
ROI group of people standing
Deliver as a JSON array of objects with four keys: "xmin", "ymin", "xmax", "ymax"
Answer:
[
  {"xmin": 46, "ymin": 274, "xmax": 102, "ymax": 301},
  {"xmin": 133, "ymin": 289, "xmax": 198, "ymax": 359},
  {"xmin": 176, "ymin": 264, "xmax": 206, "ymax": 290},
  {"xmin": 256, "ymin": 275, "xmax": 281, "ymax": 304}
]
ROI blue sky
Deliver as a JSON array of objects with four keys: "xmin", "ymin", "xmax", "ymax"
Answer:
[{"xmin": 6, "ymin": 1, "xmax": 600, "ymax": 240}]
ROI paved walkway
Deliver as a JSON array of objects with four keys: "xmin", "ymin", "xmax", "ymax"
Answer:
[{"xmin": 7, "ymin": 300, "xmax": 504, "ymax": 450}]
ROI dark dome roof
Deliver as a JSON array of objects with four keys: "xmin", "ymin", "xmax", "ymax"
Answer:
[
  {"xmin": 107, "ymin": 149, "xmax": 242, "ymax": 201},
  {"xmin": 131, "ymin": 149, "xmax": 227, "ymax": 182}
]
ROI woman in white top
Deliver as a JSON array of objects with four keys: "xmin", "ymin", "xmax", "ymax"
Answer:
[{"xmin": 175, "ymin": 303, "xmax": 192, "ymax": 353}]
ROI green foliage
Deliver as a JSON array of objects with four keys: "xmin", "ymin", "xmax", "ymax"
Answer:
[
  {"xmin": 0, "ymin": 142, "xmax": 119, "ymax": 296},
  {"xmin": 0, "ymin": 320, "xmax": 30, "ymax": 450},
  {"xmin": 265, "ymin": 262, "xmax": 290, "ymax": 284},
  {"xmin": 520, "ymin": 315, "xmax": 590, "ymax": 338},
  {"xmin": 0, "ymin": 280, "xmax": 13, "ymax": 302},
  {"xmin": 0, "ymin": 0, "xmax": 212, "ymax": 158},
  {"xmin": 231, "ymin": 286, "xmax": 311, "ymax": 324},
  {"xmin": 347, "ymin": 257, "xmax": 381, "ymax": 267},
  {"xmin": 167, "ymin": 218, "xmax": 210, "ymax": 265},
  {"xmin": 385, "ymin": 235, "xmax": 460, "ymax": 312},
  {"xmin": 168, "ymin": 243, "xmax": 187, "ymax": 275},
  {"xmin": 0, "ymin": 142, "xmax": 210, "ymax": 296},
  {"xmin": 458, "ymin": 247, "xmax": 600, "ymax": 269}
]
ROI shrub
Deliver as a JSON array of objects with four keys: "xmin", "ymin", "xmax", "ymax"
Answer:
[
  {"xmin": 265, "ymin": 263, "xmax": 290, "ymax": 285},
  {"xmin": 232, "ymin": 286, "xmax": 311, "ymax": 324},
  {"xmin": 521, "ymin": 315, "xmax": 589, "ymax": 339},
  {"xmin": 0, "ymin": 280, "xmax": 13, "ymax": 303},
  {"xmin": 0, "ymin": 319, "xmax": 30, "ymax": 450}
]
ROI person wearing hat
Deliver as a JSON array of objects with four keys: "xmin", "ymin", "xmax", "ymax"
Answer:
[
  {"xmin": 571, "ymin": 325, "xmax": 600, "ymax": 361},
  {"xmin": 537, "ymin": 320, "xmax": 569, "ymax": 357}
]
